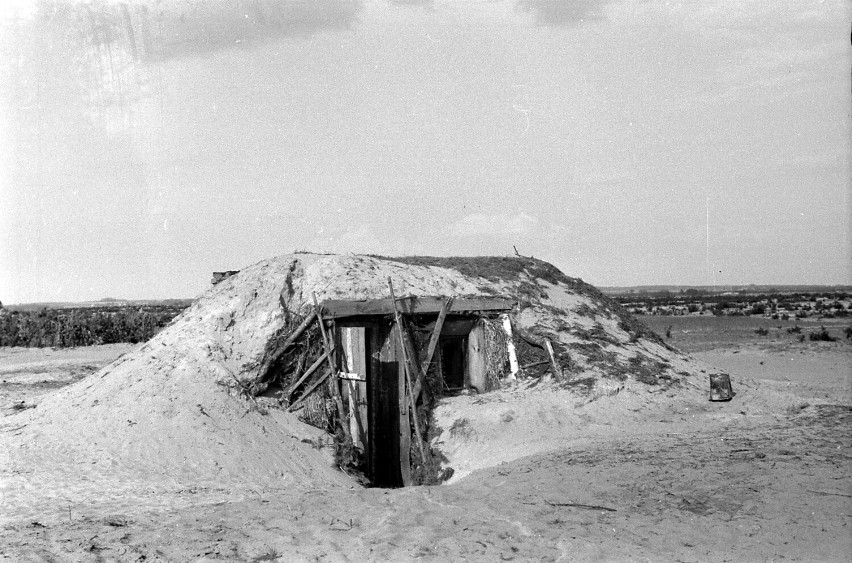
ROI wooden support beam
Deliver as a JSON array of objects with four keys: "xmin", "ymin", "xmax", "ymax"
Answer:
[
  {"xmin": 413, "ymin": 297, "xmax": 453, "ymax": 399},
  {"xmin": 521, "ymin": 359, "xmax": 550, "ymax": 370},
  {"xmin": 420, "ymin": 297, "xmax": 453, "ymax": 375},
  {"xmin": 544, "ymin": 338, "xmax": 563, "ymax": 382},
  {"xmin": 401, "ymin": 321, "xmax": 432, "ymax": 405},
  {"xmin": 312, "ymin": 293, "xmax": 351, "ymax": 444},
  {"xmin": 320, "ymin": 296, "xmax": 514, "ymax": 318},
  {"xmin": 388, "ymin": 278, "xmax": 427, "ymax": 468},
  {"xmin": 287, "ymin": 368, "xmax": 332, "ymax": 412},
  {"xmin": 257, "ymin": 308, "xmax": 318, "ymax": 376},
  {"xmin": 284, "ymin": 350, "xmax": 331, "ymax": 402},
  {"xmin": 513, "ymin": 326, "xmax": 563, "ymax": 381}
]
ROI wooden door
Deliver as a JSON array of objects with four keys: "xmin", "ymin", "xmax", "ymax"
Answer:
[{"xmin": 367, "ymin": 323, "xmax": 410, "ymax": 487}]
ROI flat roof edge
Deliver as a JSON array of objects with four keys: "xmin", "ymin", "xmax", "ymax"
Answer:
[{"xmin": 320, "ymin": 296, "xmax": 515, "ymax": 318}]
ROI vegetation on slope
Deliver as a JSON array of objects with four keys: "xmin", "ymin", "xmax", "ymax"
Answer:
[{"xmin": 377, "ymin": 255, "xmax": 667, "ymax": 347}]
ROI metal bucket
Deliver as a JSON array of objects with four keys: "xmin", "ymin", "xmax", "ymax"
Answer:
[{"xmin": 709, "ymin": 373, "xmax": 734, "ymax": 401}]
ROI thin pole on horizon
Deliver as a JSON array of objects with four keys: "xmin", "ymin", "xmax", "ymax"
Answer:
[{"xmin": 706, "ymin": 196, "xmax": 713, "ymax": 291}]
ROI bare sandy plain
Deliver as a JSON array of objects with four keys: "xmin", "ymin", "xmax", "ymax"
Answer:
[{"xmin": 1, "ymin": 317, "xmax": 850, "ymax": 562}]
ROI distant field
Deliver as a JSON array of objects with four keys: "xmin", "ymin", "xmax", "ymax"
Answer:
[
  {"xmin": 641, "ymin": 314, "xmax": 851, "ymax": 353},
  {"xmin": 4, "ymin": 299, "xmax": 194, "ymax": 312},
  {"xmin": 601, "ymin": 284, "xmax": 852, "ymax": 295},
  {"xmin": 0, "ymin": 303, "xmax": 189, "ymax": 347}
]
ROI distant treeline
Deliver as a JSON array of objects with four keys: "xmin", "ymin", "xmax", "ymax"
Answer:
[
  {"xmin": 0, "ymin": 305, "xmax": 189, "ymax": 347},
  {"xmin": 614, "ymin": 290, "xmax": 851, "ymax": 319},
  {"xmin": 602, "ymin": 285, "xmax": 852, "ymax": 296}
]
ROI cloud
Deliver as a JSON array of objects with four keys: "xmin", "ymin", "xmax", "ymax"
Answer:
[
  {"xmin": 0, "ymin": 0, "xmax": 365, "ymax": 132},
  {"xmin": 154, "ymin": 0, "xmax": 364, "ymax": 60},
  {"xmin": 389, "ymin": 0, "xmax": 433, "ymax": 8},
  {"xmin": 13, "ymin": 1, "xmax": 364, "ymax": 64},
  {"xmin": 448, "ymin": 212, "xmax": 539, "ymax": 237},
  {"xmin": 516, "ymin": 0, "xmax": 610, "ymax": 27}
]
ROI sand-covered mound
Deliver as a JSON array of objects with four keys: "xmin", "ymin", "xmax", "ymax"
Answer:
[{"xmin": 1, "ymin": 254, "xmax": 706, "ymax": 511}]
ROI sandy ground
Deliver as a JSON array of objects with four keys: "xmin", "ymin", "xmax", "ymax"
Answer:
[
  {"xmin": 1, "ymin": 317, "xmax": 851, "ymax": 562},
  {"xmin": 0, "ymin": 345, "xmax": 135, "ymax": 415}
]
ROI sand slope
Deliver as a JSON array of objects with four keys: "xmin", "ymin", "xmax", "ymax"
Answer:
[
  {"xmin": 1, "ymin": 253, "xmax": 707, "ymax": 519},
  {"xmin": 1, "ymin": 311, "xmax": 849, "ymax": 560}
]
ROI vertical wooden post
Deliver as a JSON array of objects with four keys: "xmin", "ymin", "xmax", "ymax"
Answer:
[
  {"xmin": 398, "ymin": 353, "xmax": 411, "ymax": 487},
  {"xmin": 387, "ymin": 279, "xmax": 427, "ymax": 473},
  {"xmin": 544, "ymin": 338, "xmax": 562, "ymax": 382}
]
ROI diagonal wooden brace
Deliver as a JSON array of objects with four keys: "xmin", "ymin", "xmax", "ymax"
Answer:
[
  {"xmin": 312, "ymin": 293, "xmax": 352, "ymax": 443},
  {"xmin": 388, "ymin": 279, "xmax": 427, "ymax": 465},
  {"xmin": 413, "ymin": 296, "xmax": 453, "ymax": 400}
]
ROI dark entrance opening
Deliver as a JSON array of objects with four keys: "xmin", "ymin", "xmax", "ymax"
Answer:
[
  {"xmin": 440, "ymin": 336, "xmax": 467, "ymax": 391},
  {"xmin": 319, "ymin": 295, "xmax": 516, "ymax": 488}
]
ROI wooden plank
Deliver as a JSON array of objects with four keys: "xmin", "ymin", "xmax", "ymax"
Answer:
[
  {"xmin": 347, "ymin": 380, "xmax": 359, "ymax": 449},
  {"xmin": 398, "ymin": 356, "xmax": 411, "ymax": 487},
  {"xmin": 257, "ymin": 309, "xmax": 318, "ymax": 376},
  {"xmin": 434, "ymin": 344, "xmax": 445, "ymax": 392},
  {"xmin": 348, "ymin": 379, "xmax": 369, "ymax": 451},
  {"xmin": 544, "ymin": 338, "xmax": 563, "ymax": 382},
  {"xmin": 374, "ymin": 319, "xmax": 408, "ymax": 486},
  {"xmin": 466, "ymin": 322, "xmax": 488, "ymax": 393},
  {"xmin": 320, "ymin": 296, "xmax": 514, "ymax": 318},
  {"xmin": 378, "ymin": 323, "xmax": 407, "ymax": 487},
  {"xmin": 337, "ymin": 372, "xmax": 363, "ymax": 380},
  {"xmin": 413, "ymin": 297, "xmax": 453, "ymax": 399},
  {"xmin": 284, "ymin": 350, "xmax": 330, "ymax": 401},
  {"xmin": 388, "ymin": 279, "xmax": 426, "ymax": 478},
  {"xmin": 521, "ymin": 359, "xmax": 550, "ymax": 370},
  {"xmin": 351, "ymin": 327, "xmax": 369, "ymax": 452},
  {"xmin": 420, "ymin": 297, "xmax": 453, "ymax": 375},
  {"xmin": 501, "ymin": 313, "xmax": 519, "ymax": 380},
  {"xmin": 312, "ymin": 293, "xmax": 352, "ymax": 444},
  {"xmin": 367, "ymin": 326, "xmax": 380, "ymax": 483},
  {"xmin": 340, "ymin": 327, "xmax": 368, "ymax": 450},
  {"xmin": 286, "ymin": 368, "xmax": 332, "ymax": 412},
  {"xmin": 401, "ymin": 321, "xmax": 432, "ymax": 405},
  {"xmin": 338, "ymin": 327, "xmax": 367, "ymax": 381}
]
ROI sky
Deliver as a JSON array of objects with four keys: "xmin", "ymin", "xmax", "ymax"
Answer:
[{"xmin": 0, "ymin": 0, "xmax": 849, "ymax": 303}]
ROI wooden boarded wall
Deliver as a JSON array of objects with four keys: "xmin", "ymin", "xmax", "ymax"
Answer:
[{"xmin": 337, "ymin": 327, "xmax": 368, "ymax": 453}]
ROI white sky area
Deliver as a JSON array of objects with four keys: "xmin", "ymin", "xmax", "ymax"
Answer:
[{"xmin": 0, "ymin": 0, "xmax": 850, "ymax": 303}]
